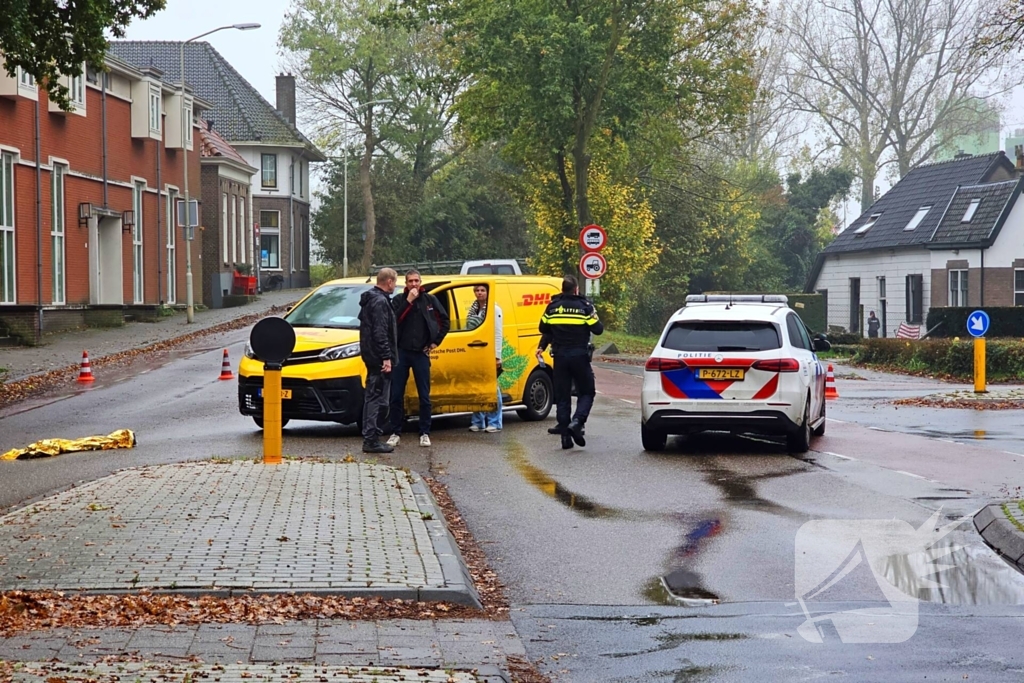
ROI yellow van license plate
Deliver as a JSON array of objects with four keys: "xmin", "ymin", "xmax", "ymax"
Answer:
[
  {"xmin": 259, "ymin": 389, "xmax": 293, "ymax": 399},
  {"xmin": 697, "ymin": 368, "xmax": 745, "ymax": 380}
]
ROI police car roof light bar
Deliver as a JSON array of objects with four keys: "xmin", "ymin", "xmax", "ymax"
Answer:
[{"xmin": 685, "ymin": 294, "xmax": 789, "ymax": 304}]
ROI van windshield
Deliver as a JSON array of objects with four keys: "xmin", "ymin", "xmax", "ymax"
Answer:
[
  {"xmin": 662, "ymin": 321, "xmax": 781, "ymax": 352},
  {"xmin": 286, "ymin": 284, "xmax": 376, "ymax": 329},
  {"xmin": 466, "ymin": 265, "xmax": 516, "ymax": 274}
]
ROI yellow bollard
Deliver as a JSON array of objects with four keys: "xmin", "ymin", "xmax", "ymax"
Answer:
[
  {"xmin": 974, "ymin": 337, "xmax": 986, "ymax": 394},
  {"xmin": 263, "ymin": 364, "xmax": 283, "ymax": 464}
]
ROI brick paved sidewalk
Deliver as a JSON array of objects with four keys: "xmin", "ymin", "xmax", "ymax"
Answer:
[
  {"xmin": 0, "ymin": 289, "xmax": 306, "ymax": 382},
  {"xmin": 0, "ymin": 461, "xmax": 477, "ymax": 605}
]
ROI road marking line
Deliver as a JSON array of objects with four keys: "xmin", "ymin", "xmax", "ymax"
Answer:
[
  {"xmin": 895, "ymin": 470, "xmax": 926, "ymax": 480},
  {"xmin": 827, "ymin": 418, "xmax": 847, "ymax": 424},
  {"xmin": 619, "ymin": 398, "xmax": 636, "ymax": 404},
  {"xmin": 823, "ymin": 452, "xmax": 854, "ymax": 461}
]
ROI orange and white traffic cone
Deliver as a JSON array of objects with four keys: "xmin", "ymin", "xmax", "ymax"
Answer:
[
  {"xmin": 218, "ymin": 348, "xmax": 234, "ymax": 381},
  {"xmin": 77, "ymin": 350, "xmax": 95, "ymax": 383},
  {"xmin": 825, "ymin": 363, "xmax": 839, "ymax": 400}
]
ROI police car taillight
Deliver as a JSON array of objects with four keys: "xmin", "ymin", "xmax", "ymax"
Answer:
[
  {"xmin": 645, "ymin": 357, "xmax": 687, "ymax": 372},
  {"xmin": 752, "ymin": 358, "xmax": 800, "ymax": 372}
]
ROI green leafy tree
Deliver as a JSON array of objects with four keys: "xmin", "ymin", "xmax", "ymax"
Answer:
[
  {"xmin": 2, "ymin": 0, "xmax": 164, "ymax": 110},
  {"xmin": 410, "ymin": 0, "xmax": 758, "ymax": 275}
]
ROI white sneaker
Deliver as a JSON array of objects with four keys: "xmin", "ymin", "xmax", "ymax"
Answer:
[
  {"xmin": 419, "ymin": 434, "xmax": 431, "ymax": 447},
  {"xmin": 386, "ymin": 434, "xmax": 401, "ymax": 447},
  {"xmin": 484, "ymin": 426, "xmax": 499, "ymax": 433},
  {"xmin": 468, "ymin": 425, "xmax": 481, "ymax": 432}
]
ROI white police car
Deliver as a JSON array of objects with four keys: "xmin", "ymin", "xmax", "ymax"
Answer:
[{"xmin": 640, "ymin": 295, "xmax": 831, "ymax": 453}]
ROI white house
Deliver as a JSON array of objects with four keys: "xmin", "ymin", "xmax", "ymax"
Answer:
[{"xmin": 805, "ymin": 151, "xmax": 1023, "ymax": 336}]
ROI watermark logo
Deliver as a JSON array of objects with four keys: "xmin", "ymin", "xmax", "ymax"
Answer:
[{"xmin": 793, "ymin": 510, "xmax": 967, "ymax": 644}]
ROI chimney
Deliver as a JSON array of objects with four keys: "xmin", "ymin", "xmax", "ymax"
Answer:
[{"xmin": 276, "ymin": 74, "xmax": 296, "ymax": 125}]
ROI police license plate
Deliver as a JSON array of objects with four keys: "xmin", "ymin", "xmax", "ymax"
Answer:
[
  {"xmin": 258, "ymin": 388, "xmax": 293, "ymax": 399},
  {"xmin": 697, "ymin": 368, "xmax": 745, "ymax": 381}
]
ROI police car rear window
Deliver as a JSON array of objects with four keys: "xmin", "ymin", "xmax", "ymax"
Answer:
[{"xmin": 662, "ymin": 322, "xmax": 781, "ymax": 352}]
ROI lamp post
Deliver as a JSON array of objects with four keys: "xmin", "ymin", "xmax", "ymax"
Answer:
[
  {"xmin": 180, "ymin": 23, "xmax": 260, "ymax": 322},
  {"xmin": 342, "ymin": 99, "xmax": 391, "ymax": 278}
]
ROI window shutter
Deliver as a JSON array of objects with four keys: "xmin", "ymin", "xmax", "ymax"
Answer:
[{"xmin": 905, "ymin": 276, "xmax": 912, "ymax": 323}]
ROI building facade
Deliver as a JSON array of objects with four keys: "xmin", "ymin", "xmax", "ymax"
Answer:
[
  {"xmin": 108, "ymin": 44, "xmax": 325, "ymax": 292},
  {"xmin": 198, "ymin": 119, "xmax": 257, "ymax": 308},
  {"xmin": 806, "ymin": 152, "xmax": 1024, "ymax": 337},
  {"xmin": 0, "ymin": 55, "xmax": 204, "ymax": 341}
]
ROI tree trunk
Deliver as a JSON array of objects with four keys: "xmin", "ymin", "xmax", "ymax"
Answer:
[
  {"xmin": 860, "ymin": 165, "xmax": 876, "ymax": 214},
  {"xmin": 358, "ymin": 133, "xmax": 377, "ymax": 274},
  {"xmin": 555, "ymin": 151, "xmax": 577, "ymax": 275}
]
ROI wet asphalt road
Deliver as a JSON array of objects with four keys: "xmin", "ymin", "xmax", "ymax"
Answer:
[{"xmin": 2, "ymin": 340, "xmax": 1024, "ymax": 681}]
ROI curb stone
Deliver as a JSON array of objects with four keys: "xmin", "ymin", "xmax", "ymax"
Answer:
[
  {"xmin": 410, "ymin": 474, "xmax": 484, "ymax": 609},
  {"xmin": 975, "ymin": 503, "xmax": 1024, "ymax": 571}
]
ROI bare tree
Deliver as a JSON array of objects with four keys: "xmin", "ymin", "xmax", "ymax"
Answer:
[{"xmin": 784, "ymin": 0, "xmax": 1019, "ymax": 212}]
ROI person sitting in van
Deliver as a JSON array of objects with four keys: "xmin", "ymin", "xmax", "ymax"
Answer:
[{"xmin": 467, "ymin": 284, "xmax": 504, "ymax": 433}]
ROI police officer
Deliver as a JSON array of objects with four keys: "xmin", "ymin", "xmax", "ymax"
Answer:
[{"xmin": 536, "ymin": 275, "xmax": 604, "ymax": 449}]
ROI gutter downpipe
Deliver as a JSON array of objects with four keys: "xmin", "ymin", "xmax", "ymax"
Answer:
[
  {"xmin": 102, "ymin": 73, "xmax": 108, "ymax": 207},
  {"xmin": 157, "ymin": 123, "xmax": 163, "ymax": 304},
  {"xmin": 980, "ymin": 248, "xmax": 985, "ymax": 307},
  {"xmin": 289, "ymin": 155, "xmax": 294, "ymax": 288},
  {"xmin": 34, "ymin": 94, "xmax": 43, "ymax": 340}
]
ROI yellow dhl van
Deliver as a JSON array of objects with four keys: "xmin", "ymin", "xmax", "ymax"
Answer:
[{"xmin": 238, "ymin": 275, "xmax": 563, "ymax": 428}]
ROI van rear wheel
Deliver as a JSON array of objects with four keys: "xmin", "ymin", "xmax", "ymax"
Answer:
[{"xmin": 516, "ymin": 370, "xmax": 553, "ymax": 421}]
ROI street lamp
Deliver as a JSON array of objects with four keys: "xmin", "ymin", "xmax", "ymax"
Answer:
[
  {"xmin": 343, "ymin": 99, "xmax": 392, "ymax": 278},
  {"xmin": 180, "ymin": 23, "xmax": 260, "ymax": 323}
]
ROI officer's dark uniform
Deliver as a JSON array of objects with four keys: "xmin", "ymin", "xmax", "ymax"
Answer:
[{"xmin": 538, "ymin": 292, "xmax": 604, "ymax": 448}]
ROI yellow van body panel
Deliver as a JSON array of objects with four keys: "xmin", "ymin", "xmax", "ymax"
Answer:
[{"xmin": 238, "ymin": 275, "xmax": 561, "ymax": 423}]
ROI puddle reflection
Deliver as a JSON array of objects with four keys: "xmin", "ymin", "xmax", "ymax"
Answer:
[{"xmin": 879, "ymin": 541, "xmax": 1024, "ymax": 605}]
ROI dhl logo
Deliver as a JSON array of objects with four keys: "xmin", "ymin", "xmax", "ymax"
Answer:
[{"xmin": 520, "ymin": 293, "xmax": 552, "ymax": 307}]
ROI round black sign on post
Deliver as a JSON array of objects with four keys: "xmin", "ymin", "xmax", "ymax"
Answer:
[
  {"xmin": 249, "ymin": 317, "xmax": 297, "ymax": 366},
  {"xmin": 249, "ymin": 317, "xmax": 296, "ymax": 465}
]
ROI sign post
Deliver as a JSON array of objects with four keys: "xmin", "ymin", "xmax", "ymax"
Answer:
[
  {"xmin": 249, "ymin": 317, "xmax": 297, "ymax": 464},
  {"xmin": 579, "ymin": 225, "xmax": 607, "ymax": 298},
  {"xmin": 967, "ymin": 310, "xmax": 990, "ymax": 393}
]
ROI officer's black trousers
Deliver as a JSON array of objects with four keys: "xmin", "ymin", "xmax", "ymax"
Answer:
[{"xmin": 553, "ymin": 351, "xmax": 596, "ymax": 428}]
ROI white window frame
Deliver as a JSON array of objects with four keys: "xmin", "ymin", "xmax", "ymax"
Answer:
[
  {"xmin": 230, "ymin": 193, "xmax": 237, "ymax": 265},
  {"xmin": 221, "ymin": 192, "xmax": 229, "ymax": 265},
  {"xmin": 132, "ymin": 181, "xmax": 145, "ymax": 304},
  {"xmin": 962, "ymin": 199, "xmax": 981, "ymax": 223},
  {"xmin": 149, "ymin": 86, "xmax": 162, "ymax": 133},
  {"xmin": 949, "ymin": 269, "xmax": 968, "ymax": 307},
  {"xmin": 18, "ymin": 68, "xmax": 34, "ymax": 87},
  {"xmin": 261, "ymin": 154, "xmax": 277, "ymax": 188},
  {"xmin": 166, "ymin": 187, "xmax": 178, "ymax": 303},
  {"xmin": 237, "ymin": 195, "xmax": 246, "ymax": 264},
  {"xmin": 51, "ymin": 163, "xmax": 67, "ymax": 304},
  {"xmin": 0, "ymin": 151, "xmax": 15, "ymax": 304},
  {"xmin": 1015, "ymin": 269, "xmax": 1024, "ymax": 307},
  {"xmin": 259, "ymin": 210, "xmax": 281, "ymax": 270},
  {"xmin": 855, "ymin": 213, "xmax": 882, "ymax": 234},
  {"xmin": 71, "ymin": 74, "xmax": 85, "ymax": 107},
  {"xmin": 184, "ymin": 102, "xmax": 193, "ymax": 145}
]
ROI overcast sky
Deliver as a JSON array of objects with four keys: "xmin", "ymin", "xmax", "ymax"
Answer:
[{"xmin": 123, "ymin": 0, "xmax": 288, "ymax": 109}]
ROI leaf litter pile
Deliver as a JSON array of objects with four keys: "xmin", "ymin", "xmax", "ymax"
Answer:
[
  {"xmin": 0, "ymin": 304, "xmax": 293, "ymax": 409},
  {"xmin": 894, "ymin": 391, "xmax": 1024, "ymax": 410}
]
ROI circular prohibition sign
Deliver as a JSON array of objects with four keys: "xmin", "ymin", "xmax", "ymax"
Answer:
[{"xmin": 579, "ymin": 252, "xmax": 607, "ymax": 279}]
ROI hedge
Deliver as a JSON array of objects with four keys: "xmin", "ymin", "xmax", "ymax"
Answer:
[
  {"xmin": 854, "ymin": 338, "xmax": 1024, "ymax": 379},
  {"xmin": 926, "ymin": 307, "xmax": 1024, "ymax": 338}
]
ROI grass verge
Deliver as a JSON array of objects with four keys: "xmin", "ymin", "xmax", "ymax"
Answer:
[{"xmin": 602, "ymin": 330, "xmax": 660, "ymax": 356}]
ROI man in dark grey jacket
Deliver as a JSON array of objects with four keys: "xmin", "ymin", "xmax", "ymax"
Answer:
[{"xmin": 358, "ymin": 268, "xmax": 399, "ymax": 453}]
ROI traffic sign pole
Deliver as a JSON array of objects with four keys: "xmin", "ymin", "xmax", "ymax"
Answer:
[
  {"xmin": 967, "ymin": 310, "xmax": 990, "ymax": 394},
  {"xmin": 975, "ymin": 337, "xmax": 986, "ymax": 394}
]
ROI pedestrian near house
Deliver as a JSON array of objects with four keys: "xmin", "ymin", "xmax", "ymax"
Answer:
[
  {"xmin": 468, "ymin": 285, "xmax": 504, "ymax": 433},
  {"xmin": 358, "ymin": 268, "xmax": 399, "ymax": 454},
  {"xmin": 387, "ymin": 270, "xmax": 451, "ymax": 448},
  {"xmin": 537, "ymin": 275, "xmax": 604, "ymax": 449},
  {"xmin": 868, "ymin": 310, "xmax": 880, "ymax": 338}
]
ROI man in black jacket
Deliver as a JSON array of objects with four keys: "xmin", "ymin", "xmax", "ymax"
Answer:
[
  {"xmin": 387, "ymin": 269, "xmax": 451, "ymax": 448},
  {"xmin": 537, "ymin": 275, "xmax": 604, "ymax": 449},
  {"xmin": 358, "ymin": 268, "xmax": 399, "ymax": 453}
]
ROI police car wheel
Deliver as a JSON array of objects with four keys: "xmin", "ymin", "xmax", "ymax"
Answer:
[
  {"xmin": 812, "ymin": 400, "xmax": 826, "ymax": 437},
  {"xmin": 787, "ymin": 399, "xmax": 811, "ymax": 454},
  {"xmin": 641, "ymin": 422, "xmax": 667, "ymax": 452},
  {"xmin": 516, "ymin": 370, "xmax": 553, "ymax": 421},
  {"xmin": 252, "ymin": 416, "xmax": 290, "ymax": 430}
]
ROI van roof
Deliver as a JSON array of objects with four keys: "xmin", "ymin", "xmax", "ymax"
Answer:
[{"xmin": 322, "ymin": 274, "xmax": 561, "ymax": 287}]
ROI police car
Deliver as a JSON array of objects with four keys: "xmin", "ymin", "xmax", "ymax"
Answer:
[{"xmin": 640, "ymin": 295, "xmax": 831, "ymax": 453}]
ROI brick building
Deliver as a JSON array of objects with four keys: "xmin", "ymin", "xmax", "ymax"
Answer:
[
  {"xmin": 198, "ymin": 119, "xmax": 257, "ymax": 309},
  {"xmin": 0, "ymin": 54, "xmax": 205, "ymax": 342},
  {"xmin": 109, "ymin": 43, "xmax": 325, "ymax": 291}
]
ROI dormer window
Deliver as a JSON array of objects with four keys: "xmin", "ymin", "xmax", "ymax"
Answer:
[
  {"xmin": 904, "ymin": 206, "xmax": 931, "ymax": 231},
  {"xmin": 184, "ymin": 102, "xmax": 193, "ymax": 144},
  {"xmin": 962, "ymin": 198, "xmax": 981, "ymax": 223},
  {"xmin": 149, "ymin": 86, "xmax": 161, "ymax": 132},
  {"xmin": 19, "ymin": 68, "xmax": 34, "ymax": 87},
  {"xmin": 71, "ymin": 74, "xmax": 85, "ymax": 107},
  {"xmin": 855, "ymin": 213, "xmax": 882, "ymax": 234}
]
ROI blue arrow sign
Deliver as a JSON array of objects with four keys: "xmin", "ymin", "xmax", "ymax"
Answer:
[{"xmin": 967, "ymin": 310, "xmax": 990, "ymax": 338}]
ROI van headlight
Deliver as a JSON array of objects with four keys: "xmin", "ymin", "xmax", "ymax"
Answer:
[
  {"xmin": 244, "ymin": 342, "xmax": 257, "ymax": 359},
  {"xmin": 319, "ymin": 342, "xmax": 360, "ymax": 361}
]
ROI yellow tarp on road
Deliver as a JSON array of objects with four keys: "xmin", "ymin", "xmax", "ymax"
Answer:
[{"xmin": 1, "ymin": 429, "xmax": 136, "ymax": 460}]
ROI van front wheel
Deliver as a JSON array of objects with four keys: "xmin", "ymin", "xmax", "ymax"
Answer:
[
  {"xmin": 253, "ymin": 417, "xmax": 290, "ymax": 429},
  {"xmin": 516, "ymin": 370, "xmax": 553, "ymax": 421}
]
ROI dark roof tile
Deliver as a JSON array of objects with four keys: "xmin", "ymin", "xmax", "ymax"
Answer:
[{"xmin": 929, "ymin": 179, "xmax": 1021, "ymax": 246}]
